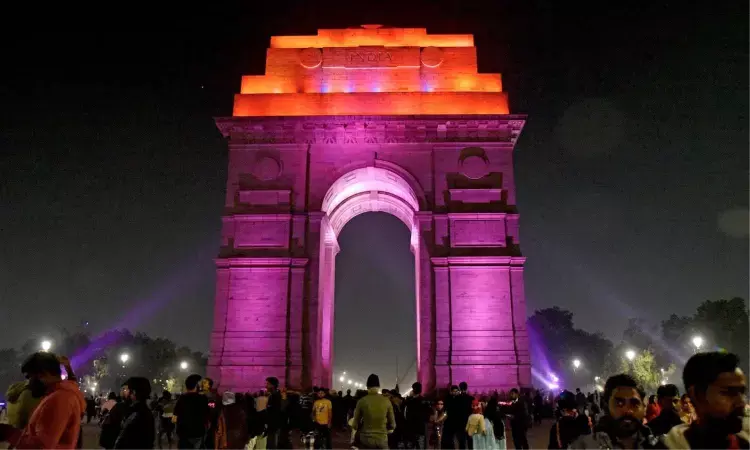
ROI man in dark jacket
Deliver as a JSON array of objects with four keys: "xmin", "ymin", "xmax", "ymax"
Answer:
[
  {"xmin": 115, "ymin": 377, "xmax": 155, "ymax": 449},
  {"xmin": 403, "ymin": 382, "xmax": 432, "ymax": 449},
  {"xmin": 646, "ymin": 384, "xmax": 682, "ymax": 437},
  {"xmin": 508, "ymin": 388, "xmax": 530, "ymax": 449}
]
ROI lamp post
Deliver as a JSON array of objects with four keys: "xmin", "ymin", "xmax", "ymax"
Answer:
[{"xmin": 691, "ymin": 336, "xmax": 703, "ymax": 353}]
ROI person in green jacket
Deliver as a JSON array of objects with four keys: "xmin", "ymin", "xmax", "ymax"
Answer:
[
  {"xmin": 351, "ymin": 374, "xmax": 396, "ymax": 449},
  {"xmin": 5, "ymin": 381, "xmax": 43, "ymax": 429}
]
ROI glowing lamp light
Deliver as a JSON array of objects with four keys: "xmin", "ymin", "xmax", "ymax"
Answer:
[
  {"xmin": 120, "ymin": 353, "xmax": 130, "ymax": 364},
  {"xmin": 339, "ymin": 376, "xmax": 345, "ymax": 382},
  {"xmin": 180, "ymin": 361, "xmax": 188, "ymax": 370},
  {"xmin": 594, "ymin": 376, "xmax": 600, "ymax": 382},
  {"xmin": 347, "ymin": 380, "xmax": 353, "ymax": 385},
  {"xmin": 572, "ymin": 359, "xmax": 581, "ymax": 369},
  {"xmin": 625, "ymin": 350, "xmax": 636, "ymax": 361},
  {"xmin": 40, "ymin": 340, "xmax": 52, "ymax": 352},
  {"xmin": 691, "ymin": 336, "xmax": 704, "ymax": 349}
]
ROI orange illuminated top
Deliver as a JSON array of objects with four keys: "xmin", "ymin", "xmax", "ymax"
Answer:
[
  {"xmin": 233, "ymin": 26, "xmax": 509, "ymax": 117},
  {"xmin": 270, "ymin": 26, "xmax": 474, "ymax": 48}
]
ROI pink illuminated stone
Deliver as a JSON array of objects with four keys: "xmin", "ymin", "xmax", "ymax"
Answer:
[{"xmin": 208, "ymin": 26, "xmax": 531, "ymax": 393}]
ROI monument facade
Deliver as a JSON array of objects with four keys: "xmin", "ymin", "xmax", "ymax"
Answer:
[{"xmin": 209, "ymin": 26, "xmax": 531, "ymax": 392}]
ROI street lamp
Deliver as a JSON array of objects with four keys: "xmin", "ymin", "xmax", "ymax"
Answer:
[
  {"xmin": 120, "ymin": 353, "xmax": 129, "ymax": 364},
  {"xmin": 40, "ymin": 340, "xmax": 52, "ymax": 352},
  {"xmin": 572, "ymin": 359, "xmax": 581, "ymax": 370},
  {"xmin": 339, "ymin": 376, "xmax": 345, "ymax": 382},
  {"xmin": 180, "ymin": 361, "xmax": 188, "ymax": 370},
  {"xmin": 347, "ymin": 380, "xmax": 353, "ymax": 385},
  {"xmin": 594, "ymin": 376, "xmax": 600, "ymax": 382},
  {"xmin": 625, "ymin": 350, "xmax": 636, "ymax": 361},
  {"xmin": 691, "ymin": 336, "xmax": 704, "ymax": 351}
]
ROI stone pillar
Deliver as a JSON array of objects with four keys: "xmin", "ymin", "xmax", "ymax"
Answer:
[
  {"xmin": 209, "ymin": 258, "xmax": 307, "ymax": 392},
  {"xmin": 305, "ymin": 213, "xmax": 324, "ymax": 388},
  {"xmin": 432, "ymin": 257, "xmax": 527, "ymax": 392},
  {"xmin": 415, "ymin": 213, "xmax": 435, "ymax": 392}
]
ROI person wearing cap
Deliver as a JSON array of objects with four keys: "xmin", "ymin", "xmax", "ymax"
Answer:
[{"xmin": 351, "ymin": 374, "xmax": 396, "ymax": 449}]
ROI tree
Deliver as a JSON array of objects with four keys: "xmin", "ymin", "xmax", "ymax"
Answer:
[
  {"xmin": 527, "ymin": 307, "xmax": 613, "ymax": 381},
  {"xmin": 602, "ymin": 347, "xmax": 676, "ymax": 393},
  {"xmin": 692, "ymin": 298, "xmax": 749, "ymax": 358}
]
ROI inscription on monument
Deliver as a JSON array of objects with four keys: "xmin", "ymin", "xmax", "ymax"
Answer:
[{"xmin": 323, "ymin": 47, "xmax": 420, "ymax": 69}]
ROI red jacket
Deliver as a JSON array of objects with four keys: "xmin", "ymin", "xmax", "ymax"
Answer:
[
  {"xmin": 646, "ymin": 403, "xmax": 661, "ymax": 423},
  {"xmin": 15, "ymin": 380, "xmax": 86, "ymax": 449}
]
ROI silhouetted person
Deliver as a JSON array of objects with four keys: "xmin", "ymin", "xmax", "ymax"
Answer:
[
  {"xmin": 114, "ymin": 377, "xmax": 155, "ymax": 449},
  {"xmin": 174, "ymin": 374, "xmax": 209, "ymax": 449}
]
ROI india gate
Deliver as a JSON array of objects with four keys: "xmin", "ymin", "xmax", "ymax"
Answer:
[{"xmin": 208, "ymin": 26, "xmax": 531, "ymax": 393}]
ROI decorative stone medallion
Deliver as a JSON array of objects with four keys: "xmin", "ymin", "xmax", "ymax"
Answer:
[
  {"xmin": 299, "ymin": 48, "xmax": 323, "ymax": 69},
  {"xmin": 252, "ymin": 156, "xmax": 282, "ymax": 181},
  {"xmin": 420, "ymin": 47, "xmax": 444, "ymax": 68},
  {"xmin": 459, "ymin": 150, "xmax": 490, "ymax": 179}
]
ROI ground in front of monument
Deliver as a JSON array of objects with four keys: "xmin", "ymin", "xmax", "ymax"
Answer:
[{"xmin": 76, "ymin": 420, "xmax": 552, "ymax": 449}]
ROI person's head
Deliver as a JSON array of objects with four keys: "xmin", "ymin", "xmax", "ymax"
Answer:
[
  {"xmin": 603, "ymin": 374, "xmax": 646, "ymax": 438},
  {"xmin": 656, "ymin": 384, "xmax": 680, "ymax": 412},
  {"xmin": 558, "ymin": 390, "xmax": 577, "ymax": 412},
  {"xmin": 509, "ymin": 388, "xmax": 520, "ymax": 400},
  {"xmin": 459, "ymin": 382, "xmax": 468, "ymax": 392},
  {"xmin": 185, "ymin": 374, "xmax": 202, "ymax": 392},
  {"xmin": 450, "ymin": 385, "xmax": 460, "ymax": 396},
  {"xmin": 123, "ymin": 377, "xmax": 152, "ymax": 402},
  {"xmin": 576, "ymin": 388, "xmax": 581, "ymax": 393},
  {"xmin": 436, "ymin": 399, "xmax": 445, "ymax": 411},
  {"xmin": 265, "ymin": 376, "xmax": 279, "ymax": 392},
  {"xmin": 161, "ymin": 390, "xmax": 173, "ymax": 401},
  {"xmin": 200, "ymin": 377, "xmax": 214, "ymax": 393},
  {"xmin": 21, "ymin": 352, "xmax": 62, "ymax": 397},
  {"xmin": 472, "ymin": 399, "xmax": 481, "ymax": 413},
  {"xmin": 680, "ymin": 393, "xmax": 692, "ymax": 410},
  {"xmin": 382, "ymin": 389, "xmax": 391, "ymax": 397},
  {"xmin": 222, "ymin": 391, "xmax": 236, "ymax": 406},
  {"xmin": 648, "ymin": 394, "xmax": 657, "ymax": 405},
  {"xmin": 107, "ymin": 391, "xmax": 117, "ymax": 400},
  {"xmin": 346, "ymin": 389, "xmax": 351, "ymax": 396},
  {"xmin": 412, "ymin": 382, "xmax": 423, "ymax": 396},
  {"xmin": 683, "ymin": 352, "xmax": 746, "ymax": 435},
  {"xmin": 366, "ymin": 373, "xmax": 380, "ymax": 389},
  {"xmin": 317, "ymin": 389, "xmax": 326, "ymax": 399}
]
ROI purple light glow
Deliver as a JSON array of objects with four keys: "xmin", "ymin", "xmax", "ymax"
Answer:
[{"xmin": 70, "ymin": 242, "xmax": 216, "ymax": 369}]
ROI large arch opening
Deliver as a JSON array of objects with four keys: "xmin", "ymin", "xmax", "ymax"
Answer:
[
  {"xmin": 333, "ymin": 212, "xmax": 417, "ymax": 392},
  {"xmin": 316, "ymin": 166, "xmax": 423, "ymax": 388}
]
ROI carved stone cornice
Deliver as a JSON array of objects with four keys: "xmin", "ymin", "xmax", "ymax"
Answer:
[{"xmin": 214, "ymin": 114, "xmax": 526, "ymax": 146}]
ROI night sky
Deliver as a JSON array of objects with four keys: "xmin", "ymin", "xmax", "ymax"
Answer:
[{"xmin": 1, "ymin": 0, "xmax": 747, "ymax": 381}]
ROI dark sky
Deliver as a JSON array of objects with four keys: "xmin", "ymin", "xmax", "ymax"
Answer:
[{"xmin": 1, "ymin": 0, "xmax": 747, "ymax": 380}]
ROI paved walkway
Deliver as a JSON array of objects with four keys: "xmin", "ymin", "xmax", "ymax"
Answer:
[{"xmin": 78, "ymin": 419, "xmax": 553, "ymax": 449}]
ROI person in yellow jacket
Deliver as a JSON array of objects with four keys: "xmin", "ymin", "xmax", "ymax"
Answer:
[{"xmin": 5, "ymin": 381, "xmax": 42, "ymax": 429}]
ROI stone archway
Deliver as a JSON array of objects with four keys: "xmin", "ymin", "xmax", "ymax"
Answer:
[
  {"xmin": 312, "ymin": 166, "xmax": 426, "ymax": 388},
  {"xmin": 207, "ymin": 26, "xmax": 532, "ymax": 394}
]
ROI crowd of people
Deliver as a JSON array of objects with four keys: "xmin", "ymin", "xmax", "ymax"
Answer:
[{"xmin": 0, "ymin": 350, "xmax": 747, "ymax": 449}]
